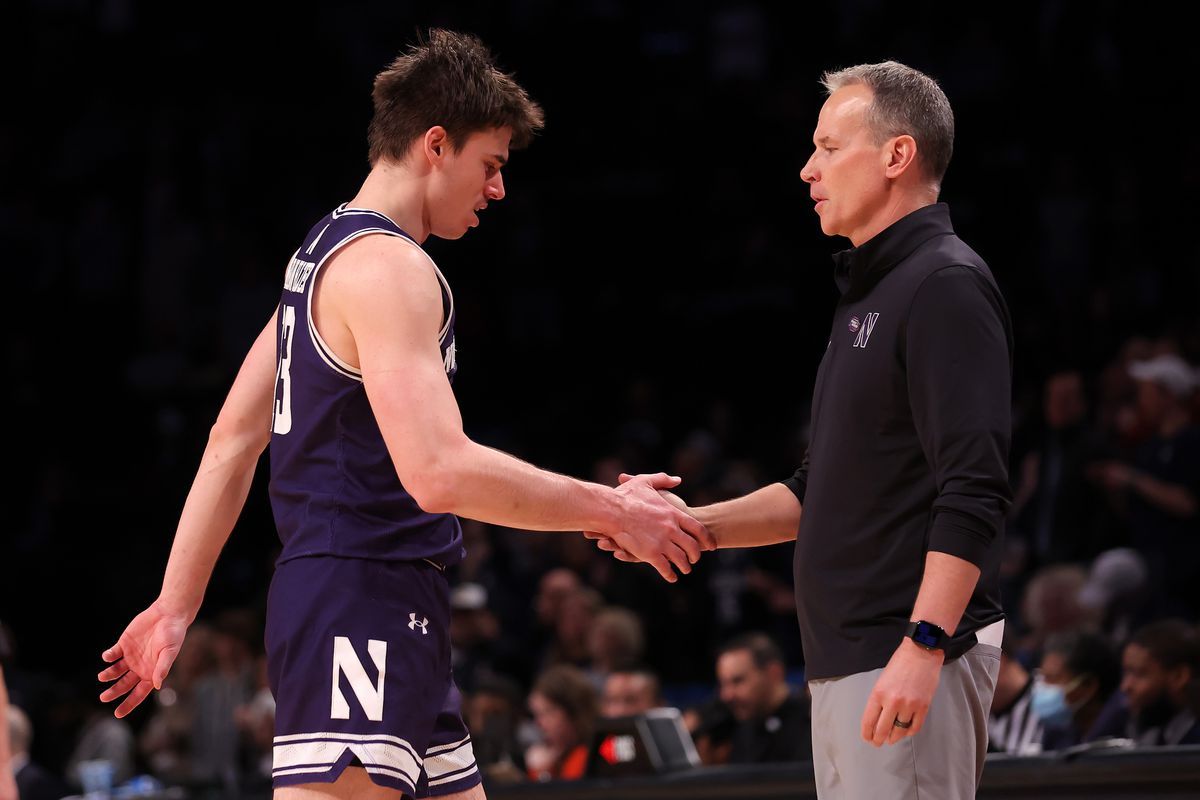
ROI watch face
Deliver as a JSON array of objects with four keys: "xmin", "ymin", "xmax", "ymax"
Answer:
[{"xmin": 912, "ymin": 621, "xmax": 941, "ymax": 648}]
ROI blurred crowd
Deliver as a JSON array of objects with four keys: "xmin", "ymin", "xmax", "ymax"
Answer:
[
  {"xmin": 5, "ymin": 0, "xmax": 1200, "ymax": 797},
  {"xmin": 5, "ymin": 338, "xmax": 1200, "ymax": 796}
]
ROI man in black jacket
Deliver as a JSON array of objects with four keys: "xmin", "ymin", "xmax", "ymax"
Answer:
[
  {"xmin": 599, "ymin": 61, "xmax": 1010, "ymax": 799},
  {"xmin": 716, "ymin": 633, "xmax": 812, "ymax": 764}
]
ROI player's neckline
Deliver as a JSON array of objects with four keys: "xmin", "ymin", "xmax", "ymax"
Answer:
[{"xmin": 335, "ymin": 203, "xmax": 402, "ymax": 229}]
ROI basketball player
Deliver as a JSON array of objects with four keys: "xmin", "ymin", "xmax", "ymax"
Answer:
[
  {"xmin": 597, "ymin": 61, "xmax": 1011, "ymax": 799},
  {"xmin": 98, "ymin": 30, "xmax": 712, "ymax": 800}
]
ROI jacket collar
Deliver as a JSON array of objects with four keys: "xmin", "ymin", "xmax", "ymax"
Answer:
[{"xmin": 832, "ymin": 202, "xmax": 955, "ymax": 300}]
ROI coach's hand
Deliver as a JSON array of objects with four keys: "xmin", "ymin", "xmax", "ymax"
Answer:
[
  {"xmin": 586, "ymin": 473, "xmax": 714, "ymax": 582},
  {"xmin": 861, "ymin": 638, "xmax": 943, "ymax": 746},
  {"xmin": 98, "ymin": 600, "xmax": 190, "ymax": 718}
]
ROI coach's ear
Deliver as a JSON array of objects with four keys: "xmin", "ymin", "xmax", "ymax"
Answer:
[
  {"xmin": 423, "ymin": 126, "xmax": 450, "ymax": 164},
  {"xmin": 883, "ymin": 134, "xmax": 918, "ymax": 180}
]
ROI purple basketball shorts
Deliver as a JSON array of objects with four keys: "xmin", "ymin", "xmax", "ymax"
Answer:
[{"xmin": 265, "ymin": 556, "xmax": 480, "ymax": 797}]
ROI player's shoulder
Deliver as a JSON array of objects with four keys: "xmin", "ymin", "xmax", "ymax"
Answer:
[{"xmin": 325, "ymin": 233, "xmax": 440, "ymax": 295}]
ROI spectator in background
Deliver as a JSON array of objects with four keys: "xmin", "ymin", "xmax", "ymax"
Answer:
[
  {"xmin": 525, "ymin": 666, "xmax": 598, "ymax": 781},
  {"xmin": 542, "ymin": 586, "xmax": 602, "ymax": 672},
  {"xmin": 1076, "ymin": 548, "xmax": 1151, "ymax": 646},
  {"xmin": 587, "ymin": 607, "xmax": 645, "ymax": 680},
  {"xmin": 988, "ymin": 633, "xmax": 1043, "ymax": 755},
  {"xmin": 64, "ymin": 691, "xmax": 136, "ymax": 790},
  {"xmin": 1, "ymin": 665, "xmax": 17, "ymax": 800},
  {"xmin": 1090, "ymin": 354, "xmax": 1200, "ymax": 619},
  {"xmin": 188, "ymin": 610, "xmax": 256, "ymax": 794},
  {"xmin": 1010, "ymin": 369, "xmax": 1111, "ymax": 569},
  {"xmin": 7, "ymin": 704, "xmax": 71, "ymax": 800},
  {"xmin": 601, "ymin": 666, "xmax": 662, "ymax": 717},
  {"xmin": 139, "ymin": 623, "xmax": 215, "ymax": 784},
  {"xmin": 716, "ymin": 633, "xmax": 811, "ymax": 764},
  {"xmin": 683, "ymin": 698, "xmax": 736, "ymax": 766},
  {"xmin": 464, "ymin": 675, "xmax": 526, "ymax": 784},
  {"xmin": 449, "ymin": 582, "xmax": 502, "ymax": 695},
  {"xmin": 1034, "ymin": 631, "xmax": 1122, "ymax": 750},
  {"xmin": 1018, "ymin": 564, "xmax": 1096, "ymax": 659},
  {"xmin": 1120, "ymin": 619, "xmax": 1200, "ymax": 746}
]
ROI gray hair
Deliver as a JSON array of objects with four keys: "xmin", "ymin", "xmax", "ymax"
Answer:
[{"xmin": 820, "ymin": 61, "xmax": 955, "ymax": 188}]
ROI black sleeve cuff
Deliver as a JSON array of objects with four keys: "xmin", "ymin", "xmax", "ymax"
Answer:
[
  {"xmin": 926, "ymin": 508, "xmax": 993, "ymax": 568},
  {"xmin": 780, "ymin": 475, "xmax": 807, "ymax": 504}
]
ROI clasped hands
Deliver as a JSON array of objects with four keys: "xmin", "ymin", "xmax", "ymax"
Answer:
[{"xmin": 584, "ymin": 472, "xmax": 714, "ymax": 582}]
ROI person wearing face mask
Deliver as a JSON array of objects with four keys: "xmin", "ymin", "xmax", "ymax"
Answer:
[
  {"xmin": 1120, "ymin": 619, "xmax": 1200, "ymax": 746},
  {"xmin": 1033, "ymin": 631, "xmax": 1122, "ymax": 750}
]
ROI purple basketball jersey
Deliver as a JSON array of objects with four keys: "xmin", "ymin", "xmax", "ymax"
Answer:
[{"xmin": 268, "ymin": 204, "xmax": 464, "ymax": 567}]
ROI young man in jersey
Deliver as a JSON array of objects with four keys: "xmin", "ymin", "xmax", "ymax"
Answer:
[{"xmin": 98, "ymin": 30, "xmax": 712, "ymax": 800}]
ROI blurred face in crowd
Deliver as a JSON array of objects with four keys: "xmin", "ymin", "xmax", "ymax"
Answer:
[
  {"xmin": 717, "ymin": 649, "xmax": 780, "ymax": 721},
  {"xmin": 1038, "ymin": 650, "xmax": 1098, "ymax": 713},
  {"xmin": 1121, "ymin": 643, "xmax": 1189, "ymax": 714},
  {"xmin": 528, "ymin": 691, "xmax": 579, "ymax": 750},
  {"xmin": 1133, "ymin": 379, "xmax": 1173, "ymax": 427},
  {"xmin": 602, "ymin": 672, "xmax": 658, "ymax": 717},
  {"xmin": 535, "ymin": 569, "xmax": 580, "ymax": 626},
  {"xmin": 800, "ymin": 84, "xmax": 905, "ymax": 246},
  {"xmin": 1044, "ymin": 371, "xmax": 1086, "ymax": 430}
]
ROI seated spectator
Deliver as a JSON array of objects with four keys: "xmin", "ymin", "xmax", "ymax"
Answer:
[
  {"xmin": 1034, "ymin": 631, "xmax": 1122, "ymax": 750},
  {"xmin": 7, "ymin": 704, "xmax": 71, "ymax": 800},
  {"xmin": 988, "ymin": 633, "xmax": 1043, "ymax": 755},
  {"xmin": 1077, "ymin": 548, "xmax": 1151, "ymax": 646},
  {"xmin": 716, "ymin": 633, "xmax": 811, "ymax": 763},
  {"xmin": 683, "ymin": 698, "xmax": 736, "ymax": 766},
  {"xmin": 1018, "ymin": 565, "xmax": 1097, "ymax": 661},
  {"xmin": 601, "ymin": 666, "xmax": 662, "ymax": 718},
  {"xmin": 587, "ymin": 607, "xmax": 645, "ymax": 681},
  {"xmin": 525, "ymin": 666, "xmax": 597, "ymax": 782},
  {"xmin": 1120, "ymin": 619, "xmax": 1200, "ymax": 745},
  {"xmin": 464, "ymin": 675, "xmax": 526, "ymax": 784}
]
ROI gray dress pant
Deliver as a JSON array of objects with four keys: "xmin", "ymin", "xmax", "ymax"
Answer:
[{"xmin": 808, "ymin": 643, "xmax": 1001, "ymax": 800}]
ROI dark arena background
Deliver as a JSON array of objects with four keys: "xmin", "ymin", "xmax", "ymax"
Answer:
[{"xmin": 3, "ymin": 1, "xmax": 1199, "ymax": 798}]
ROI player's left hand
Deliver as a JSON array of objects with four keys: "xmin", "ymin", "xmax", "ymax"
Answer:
[{"xmin": 860, "ymin": 638, "xmax": 944, "ymax": 746}]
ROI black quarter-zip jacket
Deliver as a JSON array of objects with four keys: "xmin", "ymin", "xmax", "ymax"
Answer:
[{"xmin": 783, "ymin": 202, "xmax": 1012, "ymax": 680}]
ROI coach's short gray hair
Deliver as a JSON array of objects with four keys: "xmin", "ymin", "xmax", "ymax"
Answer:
[{"xmin": 820, "ymin": 61, "xmax": 954, "ymax": 187}]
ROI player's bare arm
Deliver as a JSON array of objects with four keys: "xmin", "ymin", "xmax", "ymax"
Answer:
[
  {"xmin": 324, "ymin": 235, "xmax": 714, "ymax": 582},
  {"xmin": 99, "ymin": 307, "xmax": 279, "ymax": 717}
]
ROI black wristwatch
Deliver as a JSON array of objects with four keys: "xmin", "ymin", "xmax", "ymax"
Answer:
[{"xmin": 906, "ymin": 620, "xmax": 949, "ymax": 651}]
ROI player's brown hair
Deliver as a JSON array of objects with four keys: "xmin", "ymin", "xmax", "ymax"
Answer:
[{"xmin": 368, "ymin": 29, "xmax": 544, "ymax": 165}]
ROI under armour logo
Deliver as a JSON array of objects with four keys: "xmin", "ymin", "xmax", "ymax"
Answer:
[{"xmin": 408, "ymin": 613, "xmax": 429, "ymax": 634}]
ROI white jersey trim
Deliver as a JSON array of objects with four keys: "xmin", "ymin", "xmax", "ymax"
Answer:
[
  {"xmin": 272, "ymin": 734, "xmax": 421, "ymax": 783},
  {"xmin": 304, "ymin": 227, "xmax": 407, "ymax": 382},
  {"xmin": 300, "ymin": 217, "xmax": 454, "ymax": 382},
  {"xmin": 425, "ymin": 739, "xmax": 477, "ymax": 779}
]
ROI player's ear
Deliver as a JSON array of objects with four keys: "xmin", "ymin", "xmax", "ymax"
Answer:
[{"xmin": 424, "ymin": 126, "xmax": 449, "ymax": 164}]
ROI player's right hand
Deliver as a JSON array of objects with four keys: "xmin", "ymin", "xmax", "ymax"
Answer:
[
  {"xmin": 605, "ymin": 473, "xmax": 715, "ymax": 582},
  {"xmin": 98, "ymin": 600, "xmax": 189, "ymax": 718}
]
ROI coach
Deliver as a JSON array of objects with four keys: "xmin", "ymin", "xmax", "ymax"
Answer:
[{"xmin": 600, "ymin": 60, "xmax": 1012, "ymax": 799}]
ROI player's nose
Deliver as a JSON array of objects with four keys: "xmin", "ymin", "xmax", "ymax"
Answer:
[{"xmin": 485, "ymin": 171, "xmax": 505, "ymax": 201}]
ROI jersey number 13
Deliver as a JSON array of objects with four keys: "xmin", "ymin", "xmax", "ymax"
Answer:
[{"xmin": 272, "ymin": 304, "xmax": 296, "ymax": 435}]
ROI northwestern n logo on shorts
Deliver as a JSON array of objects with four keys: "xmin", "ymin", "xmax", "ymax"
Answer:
[{"xmin": 331, "ymin": 636, "xmax": 386, "ymax": 721}]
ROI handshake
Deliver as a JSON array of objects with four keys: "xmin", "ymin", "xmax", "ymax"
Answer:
[{"xmin": 584, "ymin": 472, "xmax": 715, "ymax": 583}]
